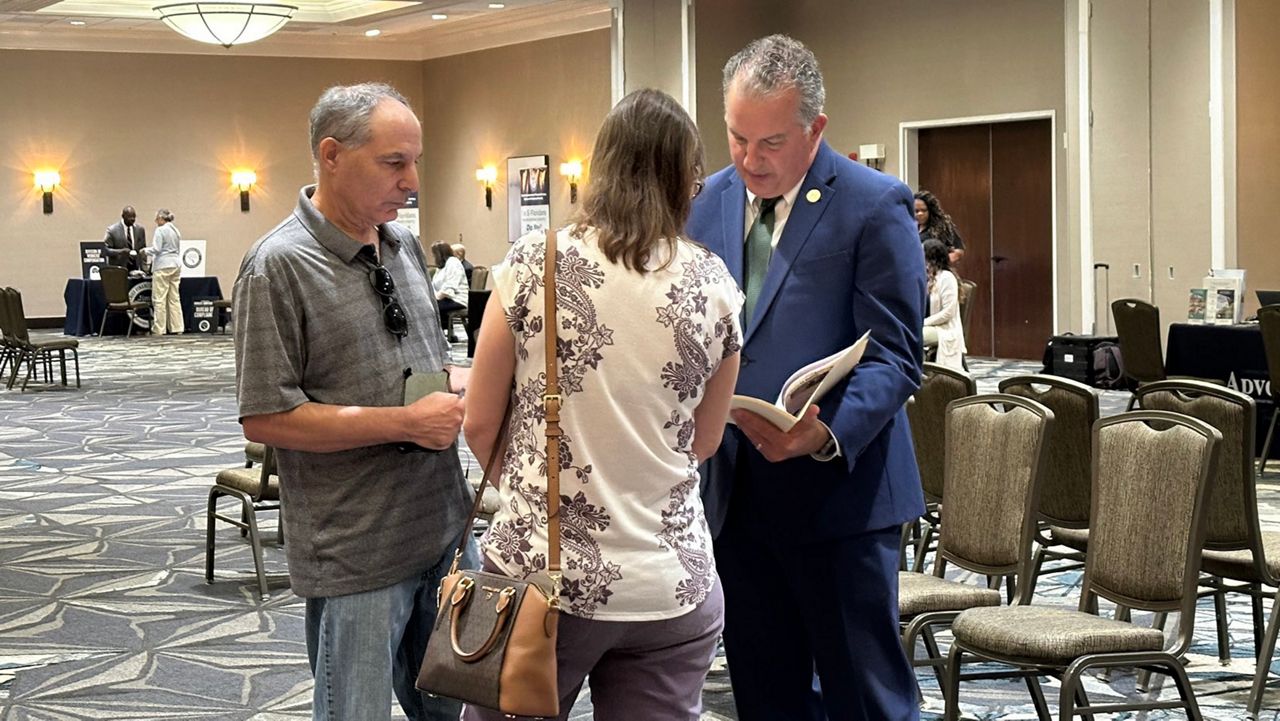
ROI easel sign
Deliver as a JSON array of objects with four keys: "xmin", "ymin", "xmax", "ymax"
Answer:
[{"xmin": 507, "ymin": 154, "xmax": 550, "ymax": 244}]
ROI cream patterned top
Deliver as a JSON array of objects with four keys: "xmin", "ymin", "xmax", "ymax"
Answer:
[{"xmin": 482, "ymin": 226, "xmax": 743, "ymax": 621}]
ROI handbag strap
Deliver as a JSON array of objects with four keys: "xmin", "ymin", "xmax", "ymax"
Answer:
[
  {"xmin": 543, "ymin": 228, "xmax": 563, "ymax": 597},
  {"xmin": 448, "ymin": 228, "xmax": 562, "ymax": 607}
]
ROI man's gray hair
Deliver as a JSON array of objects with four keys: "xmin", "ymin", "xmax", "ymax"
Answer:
[
  {"xmin": 722, "ymin": 34, "xmax": 825, "ymax": 128},
  {"xmin": 308, "ymin": 82, "xmax": 411, "ymax": 159}
]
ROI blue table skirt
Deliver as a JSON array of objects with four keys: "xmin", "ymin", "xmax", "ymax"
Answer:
[{"xmin": 63, "ymin": 276, "xmax": 223, "ymax": 336}]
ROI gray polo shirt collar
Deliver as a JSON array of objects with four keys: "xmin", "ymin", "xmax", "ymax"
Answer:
[{"xmin": 293, "ymin": 184, "xmax": 402, "ymax": 263}]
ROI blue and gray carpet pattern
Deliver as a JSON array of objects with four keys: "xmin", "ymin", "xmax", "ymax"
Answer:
[{"xmin": 0, "ymin": 334, "xmax": 1277, "ymax": 719}]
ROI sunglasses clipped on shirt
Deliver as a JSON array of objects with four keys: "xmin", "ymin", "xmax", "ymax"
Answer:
[{"xmin": 365, "ymin": 256, "xmax": 409, "ymax": 340}]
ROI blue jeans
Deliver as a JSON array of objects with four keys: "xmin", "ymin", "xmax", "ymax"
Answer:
[{"xmin": 305, "ymin": 530, "xmax": 480, "ymax": 721}]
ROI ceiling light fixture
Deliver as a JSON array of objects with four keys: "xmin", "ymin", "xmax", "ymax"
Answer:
[
  {"xmin": 431, "ymin": 13, "xmax": 448, "ymax": 20},
  {"xmin": 153, "ymin": 2, "xmax": 298, "ymax": 48},
  {"xmin": 69, "ymin": 19, "xmax": 87, "ymax": 25},
  {"xmin": 488, "ymin": 3, "xmax": 506, "ymax": 8},
  {"xmin": 365, "ymin": 28, "xmax": 381, "ymax": 37}
]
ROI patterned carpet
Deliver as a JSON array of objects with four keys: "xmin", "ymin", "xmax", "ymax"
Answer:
[{"xmin": 0, "ymin": 334, "xmax": 1277, "ymax": 719}]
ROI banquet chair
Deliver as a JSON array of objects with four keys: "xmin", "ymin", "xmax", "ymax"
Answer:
[
  {"xmin": 899, "ymin": 394, "xmax": 1053, "ymax": 708},
  {"xmin": 98, "ymin": 266, "xmax": 148, "ymax": 337},
  {"xmin": 903, "ymin": 363, "xmax": 977, "ymax": 572},
  {"xmin": 1, "ymin": 287, "xmax": 80, "ymax": 391},
  {"xmin": 1256, "ymin": 304, "xmax": 1280, "ymax": 475},
  {"xmin": 1135, "ymin": 379, "xmax": 1280, "ymax": 714},
  {"xmin": 998, "ymin": 375, "xmax": 1098, "ymax": 595},
  {"xmin": 942, "ymin": 411, "xmax": 1221, "ymax": 721},
  {"xmin": 470, "ymin": 265, "xmax": 489, "ymax": 291},
  {"xmin": 206, "ymin": 445, "xmax": 283, "ymax": 600},
  {"xmin": 1111, "ymin": 298, "xmax": 1165, "ymax": 409}
]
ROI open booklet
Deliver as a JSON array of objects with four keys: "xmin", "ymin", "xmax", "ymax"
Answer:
[{"xmin": 728, "ymin": 330, "xmax": 871, "ymax": 431}]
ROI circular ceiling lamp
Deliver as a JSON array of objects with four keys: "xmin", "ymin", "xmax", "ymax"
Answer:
[{"xmin": 154, "ymin": 3, "xmax": 298, "ymax": 48}]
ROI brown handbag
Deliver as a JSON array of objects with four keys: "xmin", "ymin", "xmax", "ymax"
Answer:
[{"xmin": 416, "ymin": 228, "xmax": 563, "ymax": 717}]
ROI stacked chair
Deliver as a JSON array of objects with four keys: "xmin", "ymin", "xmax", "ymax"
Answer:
[
  {"xmin": 941, "ymin": 410, "xmax": 1222, "ymax": 720},
  {"xmin": 0, "ymin": 287, "xmax": 80, "ymax": 391},
  {"xmin": 206, "ymin": 444, "xmax": 282, "ymax": 600},
  {"xmin": 903, "ymin": 363, "xmax": 977, "ymax": 572},
  {"xmin": 899, "ymin": 394, "xmax": 1053, "ymax": 707}
]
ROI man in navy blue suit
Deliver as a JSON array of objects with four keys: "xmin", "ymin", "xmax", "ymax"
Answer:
[{"xmin": 686, "ymin": 35, "xmax": 926, "ymax": 720}]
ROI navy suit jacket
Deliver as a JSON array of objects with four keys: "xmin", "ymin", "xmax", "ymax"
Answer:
[{"xmin": 687, "ymin": 141, "xmax": 927, "ymax": 543}]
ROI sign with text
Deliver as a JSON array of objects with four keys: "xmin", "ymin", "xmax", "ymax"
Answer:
[
  {"xmin": 80, "ymin": 241, "xmax": 107, "ymax": 280},
  {"xmin": 508, "ymin": 154, "xmax": 550, "ymax": 244}
]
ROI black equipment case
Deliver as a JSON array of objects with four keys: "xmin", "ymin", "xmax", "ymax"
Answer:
[{"xmin": 1043, "ymin": 334, "xmax": 1121, "ymax": 388}]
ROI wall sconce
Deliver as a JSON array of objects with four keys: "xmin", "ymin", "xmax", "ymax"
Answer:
[
  {"xmin": 559, "ymin": 160, "xmax": 582, "ymax": 203},
  {"xmin": 34, "ymin": 170, "xmax": 60, "ymax": 214},
  {"xmin": 476, "ymin": 165, "xmax": 497, "ymax": 210},
  {"xmin": 232, "ymin": 170, "xmax": 257, "ymax": 212}
]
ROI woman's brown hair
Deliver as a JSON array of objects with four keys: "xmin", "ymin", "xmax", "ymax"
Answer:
[
  {"xmin": 572, "ymin": 88, "xmax": 704, "ymax": 272},
  {"xmin": 429, "ymin": 240, "xmax": 453, "ymax": 268}
]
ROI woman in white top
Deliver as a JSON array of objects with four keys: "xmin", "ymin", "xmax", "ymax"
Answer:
[
  {"xmin": 922, "ymin": 238, "xmax": 966, "ymax": 369},
  {"xmin": 145, "ymin": 208, "xmax": 183, "ymax": 335},
  {"xmin": 430, "ymin": 240, "xmax": 468, "ymax": 339},
  {"xmin": 462, "ymin": 88, "xmax": 742, "ymax": 720}
]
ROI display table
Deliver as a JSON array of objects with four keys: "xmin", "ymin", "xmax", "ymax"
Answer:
[
  {"xmin": 1165, "ymin": 322, "xmax": 1276, "ymax": 458},
  {"xmin": 63, "ymin": 276, "xmax": 224, "ymax": 336}
]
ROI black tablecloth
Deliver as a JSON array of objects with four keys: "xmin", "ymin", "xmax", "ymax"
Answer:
[
  {"xmin": 1166, "ymin": 322, "xmax": 1277, "ymax": 458},
  {"xmin": 63, "ymin": 276, "xmax": 224, "ymax": 336}
]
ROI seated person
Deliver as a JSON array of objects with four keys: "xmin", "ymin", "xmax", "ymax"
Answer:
[
  {"xmin": 923, "ymin": 238, "xmax": 966, "ymax": 369},
  {"xmin": 431, "ymin": 240, "xmax": 468, "ymax": 341}
]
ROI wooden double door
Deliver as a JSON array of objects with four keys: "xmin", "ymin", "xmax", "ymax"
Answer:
[{"xmin": 918, "ymin": 119, "xmax": 1053, "ymax": 360}]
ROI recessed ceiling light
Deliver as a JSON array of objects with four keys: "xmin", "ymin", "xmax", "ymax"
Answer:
[
  {"xmin": 431, "ymin": 13, "xmax": 447, "ymax": 20},
  {"xmin": 365, "ymin": 28, "xmax": 381, "ymax": 37},
  {"xmin": 488, "ymin": 3, "xmax": 506, "ymax": 7},
  {"xmin": 69, "ymin": 19, "xmax": 87, "ymax": 26}
]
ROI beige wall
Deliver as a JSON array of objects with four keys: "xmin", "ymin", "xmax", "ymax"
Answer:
[
  {"xmin": 0, "ymin": 49, "xmax": 423, "ymax": 317},
  {"xmin": 1088, "ymin": 0, "xmax": 1214, "ymax": 334},
  {"xmin": 1237, "ymin": 0, "xmax": 1280, "ymax": 304},
  {"xmin": 419, "ymin": 30, "xmax": 611, "ymax": 269}
]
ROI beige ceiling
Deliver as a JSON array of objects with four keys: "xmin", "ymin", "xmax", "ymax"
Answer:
[{"xmin": 0, "ymin": 0, "xmax": 612, "ymax": 60}]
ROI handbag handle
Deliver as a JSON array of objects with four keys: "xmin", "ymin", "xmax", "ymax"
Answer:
[{"xmin": 449, "ymin": 228, "xmax": 563, "ymax": 605}]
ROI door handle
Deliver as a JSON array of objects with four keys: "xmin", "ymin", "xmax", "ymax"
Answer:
[{"xmin": 992, "ymin": 255, "xmax": 1008, "ymax": 264}]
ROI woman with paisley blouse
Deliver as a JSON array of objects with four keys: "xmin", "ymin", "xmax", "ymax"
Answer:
[{"xmin": 462, "ymin": 88, "xmax": 742, "ymax": 720}]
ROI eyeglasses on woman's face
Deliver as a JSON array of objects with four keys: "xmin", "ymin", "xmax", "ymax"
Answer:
[{"xmin": 368, "ymin": 264, "xmax": 409, "ymax": 339}]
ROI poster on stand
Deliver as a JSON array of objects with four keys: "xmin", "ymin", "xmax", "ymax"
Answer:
[
  {"xmin": 80, "ymin": 241, "xmax": 107, "ymax": 279},
  {"xmin": 398, "ymin": 191, "xmax": 420, "ymax": 239},
  {"xmin": 180, "ymin": 239, "xmax": 207, "ymax": 278},
  {"xmin": 508, "ymin": 154, "xmax": 550, "ymax": 244}
]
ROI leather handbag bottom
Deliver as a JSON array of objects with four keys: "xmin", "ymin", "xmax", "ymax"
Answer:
[{"xmin": 416, "ymin": 569, "xmax": 560, "ymax": 717}]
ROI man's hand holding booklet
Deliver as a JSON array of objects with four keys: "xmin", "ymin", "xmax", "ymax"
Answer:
[{"xmin": 728, "ymin": 330, "xmax": 872, "ymax": 431}]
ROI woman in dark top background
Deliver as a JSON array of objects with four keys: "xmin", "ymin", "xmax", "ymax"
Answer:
[{"xmin": 914, "ymin": 189, "xmax": 965, "ymax": 266}]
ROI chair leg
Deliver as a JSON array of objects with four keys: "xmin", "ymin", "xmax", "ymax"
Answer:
[
  {"xmin": 1249, "ymin": 586, "xmax": 1280, "ymax": 717},
  {"xmin": 1163, "ymin": 656, "xmax": 1205, "ymax": 721},
  {"xmin": 99, "ymin": 309, "xmax": 110, "ymax": 337},
  {"xmin": 899, "ymin": 521, "xmax": 914, "ymax": 572},
  {"xmin": 72, "ymin": 349, "xmax": 80, "ymax": 388},
  {"xmin": 1136, "ymin": 612, "xmax": 1169, "ymax": 692},
  {"xmin": 943, "ymin": 644, "xmax": 964, "ymax": 721},
  {"xmin": 1253, "ymin": 583, "xmax": 1266, "ymax": 661},
  {"xmin": 913, "ymin": 523, "xmax": 936, "ymax": 573},
  {"xmin": 1024, "ymin": 675, "xmax": 1051, "ymax": 721},
  {"xmin": 1125, "ymin": 393, "xmax": 1137, "ymax": 411},
  {"xmin": 241, "ymin": 499, "xmax": 269, "ymax": 601},
  {"xmin": 206, "ymin": 487, "xmax": 222, "ymax": 584},
  {"xmin": 1214, "ymin": 583, "xmax": 1232, "ymax": 664},
  {"xmin": 1260, "ymin": 412, "xmax": 1279, "ymax": 477}
]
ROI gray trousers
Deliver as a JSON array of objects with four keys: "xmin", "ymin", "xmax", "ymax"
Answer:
[{"xmin": 462, "ymin": 574, "xmax": 724, "ymax": 721}]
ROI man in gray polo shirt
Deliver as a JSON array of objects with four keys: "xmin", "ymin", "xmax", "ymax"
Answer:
[{"xmin": 232, "ymin": 83, "xmax": 476, "ymax": 721}]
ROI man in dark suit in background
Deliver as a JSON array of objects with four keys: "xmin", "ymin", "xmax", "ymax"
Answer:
[
  {"xmin": 104, "ymin": 206, "xmax": 146, "ymax": 272},
  {"xmin": 686, "ymin": 35, "xmax": 926, "ymax": 720}
]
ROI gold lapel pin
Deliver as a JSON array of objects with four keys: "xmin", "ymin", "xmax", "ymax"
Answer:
[{"xmin": 806, "ymin": 188, "xmax": 821, "ymax": 203}]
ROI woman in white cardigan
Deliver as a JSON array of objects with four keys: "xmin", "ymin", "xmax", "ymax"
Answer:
[
  {"xmin": 430, "ymin": 240, "xmax": 469, "ymax": 340},
  {"xmin": 922, "ymin": 238, "xmax": 966, "ymax": 370}
]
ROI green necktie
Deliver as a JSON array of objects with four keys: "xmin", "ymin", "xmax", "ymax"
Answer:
[{"xmin": 744, "ymin": 196, "xmax": 780, "ymax": 323}]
